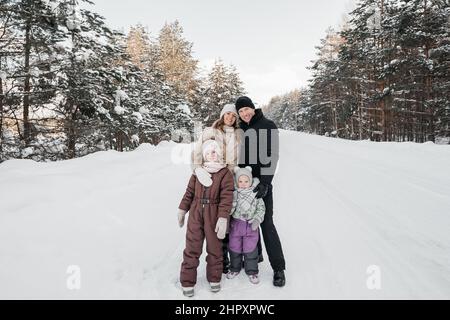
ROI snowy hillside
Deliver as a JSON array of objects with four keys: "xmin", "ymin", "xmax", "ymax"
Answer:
[{"xmin": 0, "ymin": 130, "xmax": 449, "ymax": 299}]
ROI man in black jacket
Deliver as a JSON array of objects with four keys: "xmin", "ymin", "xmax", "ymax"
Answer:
[{"xmin": 234, "ymin": 96, "xmax": 286, "ymax": 287}]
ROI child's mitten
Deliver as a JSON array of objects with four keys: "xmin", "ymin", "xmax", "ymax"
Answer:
[
  {"xmin": 178, "ymin": 209, "xmax": 187, "ymax": 228},
  {"xmin": 249, "ymin": 218, "xmax": 261, "ymax": 231},
  {"xmin": 215, "ymin": 217, "xmax": 228, "ymax": 239}
]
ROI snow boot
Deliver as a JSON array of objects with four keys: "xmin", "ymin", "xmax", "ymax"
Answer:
[
  {"xmin": 182, "ymin": 286, "xmax": 194, "ymax": 297},
  {"xmin": 226, "ymin": 271, "xmax": 240, "ymax": 280},
  {"xmin": 248, "ymin": 274, "xmax": 260, "ymax": 284},
  {"xmin": 273, "ymin": 270, "xmax": 285, "ymax": 287},
  {"xmin": 210, "ymin": 282, "xmax": 221, "ymax": 293}
]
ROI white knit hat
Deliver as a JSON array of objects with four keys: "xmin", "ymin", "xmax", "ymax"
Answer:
[
  {"xmin": 202, "ymin": 139, "xmax": 222, "ymax": 161},
  {"xmin": 233, "ymin": 166, "xmax": 253, "ymax": 182},
  {"xmin": 220, "ymin": 104, "xmax": 238, "ymax": 119}
]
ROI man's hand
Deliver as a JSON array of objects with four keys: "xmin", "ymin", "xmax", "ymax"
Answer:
[{"xmin": 253, "ymin": 183, "xmax": 269, "ymax": 199}]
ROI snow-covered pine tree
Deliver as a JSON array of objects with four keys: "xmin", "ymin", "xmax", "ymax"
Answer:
[
  {"xmin": 125, "ymin": 24, "xmax": 153, "ymax": 70},
  {"xmin": 227, "ymin": 63, "xmax": 245, "ymax": 102},
  {"xmin": 52, "ymin": 0, "xmax": 135, "ymax": 157},
  {"xmin": 289, "ymin": 0, "xmax": 449, "ymax": 143},
  {"xmin": 429, "ymin": 1, "xmax": 450, "ymax": 142},
  {"xmin": 203, "ymin": 59, "xmax": 230, "ymax": 125},
  {"xmin": 2, "ymin": 1, "xmax": 201, "ymax": 162},
  {"xmin": 124, "ymin": 24, "xmax": 193, "ymax": 145},
  {"xmin": 156, "ymin": 20, "xmax": 198, "ymax": 105},
  {"xmin": 0, "ymin": 0, "xmax": 67, "ymax": 161},
  {"xmin": 390, "ymin": 0, "xmax": 450, "ymax": 142},
  {"xmin": 307, "ymin": 28, "xmax": 348, "ymax": 137},
  {"xmin": 328, "ymin": 0, "xmax": 400, "ymax": 141},
  {"xmin": 0, "ymin": 0, "xmax": 22, "ymax": 160},
  {"xmin": 186, "ymin": 77, "xmax": 207, "ymax": 121},
  {"xmin": 338, "ymin": 0, "xmax": 449, "ymax": 142},
  {"xmin": 201, "ymin": 59, "xmax": 245, "ymax": 126},
  {"xmin": 265, "ymin": 89, "xmax": 302, "ymax": 131},
  {"xmin": 117, "ymin": 57, "xmax": 193, "ymax": 147}
]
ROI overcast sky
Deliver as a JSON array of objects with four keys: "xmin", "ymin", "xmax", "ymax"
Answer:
[{"xmin": 88, "ymin": 0, "xmax": 355, "ymax": 106}]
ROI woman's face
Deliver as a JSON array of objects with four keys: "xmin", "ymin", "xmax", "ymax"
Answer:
[{"xmin": 223, "ymin": 112, "xmax": 237, "ymax": 127}]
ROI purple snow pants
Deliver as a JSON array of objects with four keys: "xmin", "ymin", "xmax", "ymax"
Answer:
[
  {"xmin": 229, "ymin": 218, "xmax": 259, "ymax": 253},
  {"xmin": 228, "ymin": 218, "xmax": 259, "ymax": 275}
]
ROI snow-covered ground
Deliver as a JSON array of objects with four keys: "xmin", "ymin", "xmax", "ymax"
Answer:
[{"xmin": 0, "ymin": 130, "xmax": 449, "ymax": 299}]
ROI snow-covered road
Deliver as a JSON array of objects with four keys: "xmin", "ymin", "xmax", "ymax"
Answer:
[{"xmin": 0, "ymin": 131, "xmax": 449, "ymax": 299}]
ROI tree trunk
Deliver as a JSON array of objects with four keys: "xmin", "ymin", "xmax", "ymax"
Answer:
[
  {"xmin": 23, "ymin": 19, "xmax": 32, "ymax": 146},
  {"xmin": 423, "ymin": 0, "xmax": 435, "ymax": 142},
  {"xmin": 359, "ymin": 85, "xmax": 363, "ymax": 140},
  {"xmin": 0, "ymin": 58, "xmax": 3, "ymax": 155},
  {"xmin": 67, "ymin": 113, "xmax": 76, "ymax": 159},
  {"xmin": 67, "ymin": 20, "xmax": 77, "ymax": 159}
]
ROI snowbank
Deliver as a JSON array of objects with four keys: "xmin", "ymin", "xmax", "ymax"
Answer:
[{"xmin": 0, "ymin": 131, "xmax": 449, "ymax": 299}]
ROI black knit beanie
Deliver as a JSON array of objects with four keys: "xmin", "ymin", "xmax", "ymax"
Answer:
[{"xmin": 235, "ymin": 96, "xmax": 255, "ymax": 112}]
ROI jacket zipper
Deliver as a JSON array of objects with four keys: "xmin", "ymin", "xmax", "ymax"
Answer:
[{"xmin": 201, "ymin": 185, "xmax": 206, "ymax": 218}]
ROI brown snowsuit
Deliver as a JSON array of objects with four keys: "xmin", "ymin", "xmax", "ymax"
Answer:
[{"xmin": 178, "ymin": 167, "xmax": 234, "ymax": 287}]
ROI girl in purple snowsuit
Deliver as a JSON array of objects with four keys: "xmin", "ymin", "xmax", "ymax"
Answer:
[{"xmin": 226, "ymin": 166, "xmax": 265, "ymax": 284}]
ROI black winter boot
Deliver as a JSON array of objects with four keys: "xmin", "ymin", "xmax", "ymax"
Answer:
[{"xmin": 273, "ymin": 270, "xmax": 285, "ymax": 287}]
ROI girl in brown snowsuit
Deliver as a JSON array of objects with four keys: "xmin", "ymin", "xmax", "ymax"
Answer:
[{"xmin": 178, "ymin": 139, "xmax": 234, "ymax": 297}]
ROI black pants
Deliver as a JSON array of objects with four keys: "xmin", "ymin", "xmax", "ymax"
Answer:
[
  {"xmin": 222, "ymin": 233, "xmax": 230, "ymax": 270},
  {"xmin": 223, "ymin": 186, "xmax": 286, "ymax": 272},
  {"xmin": 257, "ymin": 187, "xmax": 285, "ymax": 271},
  {"xmin": 229, "ymin": 247, "xmax": 258, "ymax": 275}
]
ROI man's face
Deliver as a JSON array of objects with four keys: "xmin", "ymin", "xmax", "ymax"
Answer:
[{"xmin": 238, "ymin": 107, "xmax": 255, "ymax": 124}]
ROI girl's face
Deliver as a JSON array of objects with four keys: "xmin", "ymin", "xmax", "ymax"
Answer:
[
  {"xmin": 223, "ymin": 112, "xmax": 237, "ymax": 127},
  {"xmin": 237, "ymin": 175, "xmax": 251, "ymax": 189},
  {"xmin": 205, "ymin": 149, "xmax": 218, "ymax": 162}
]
